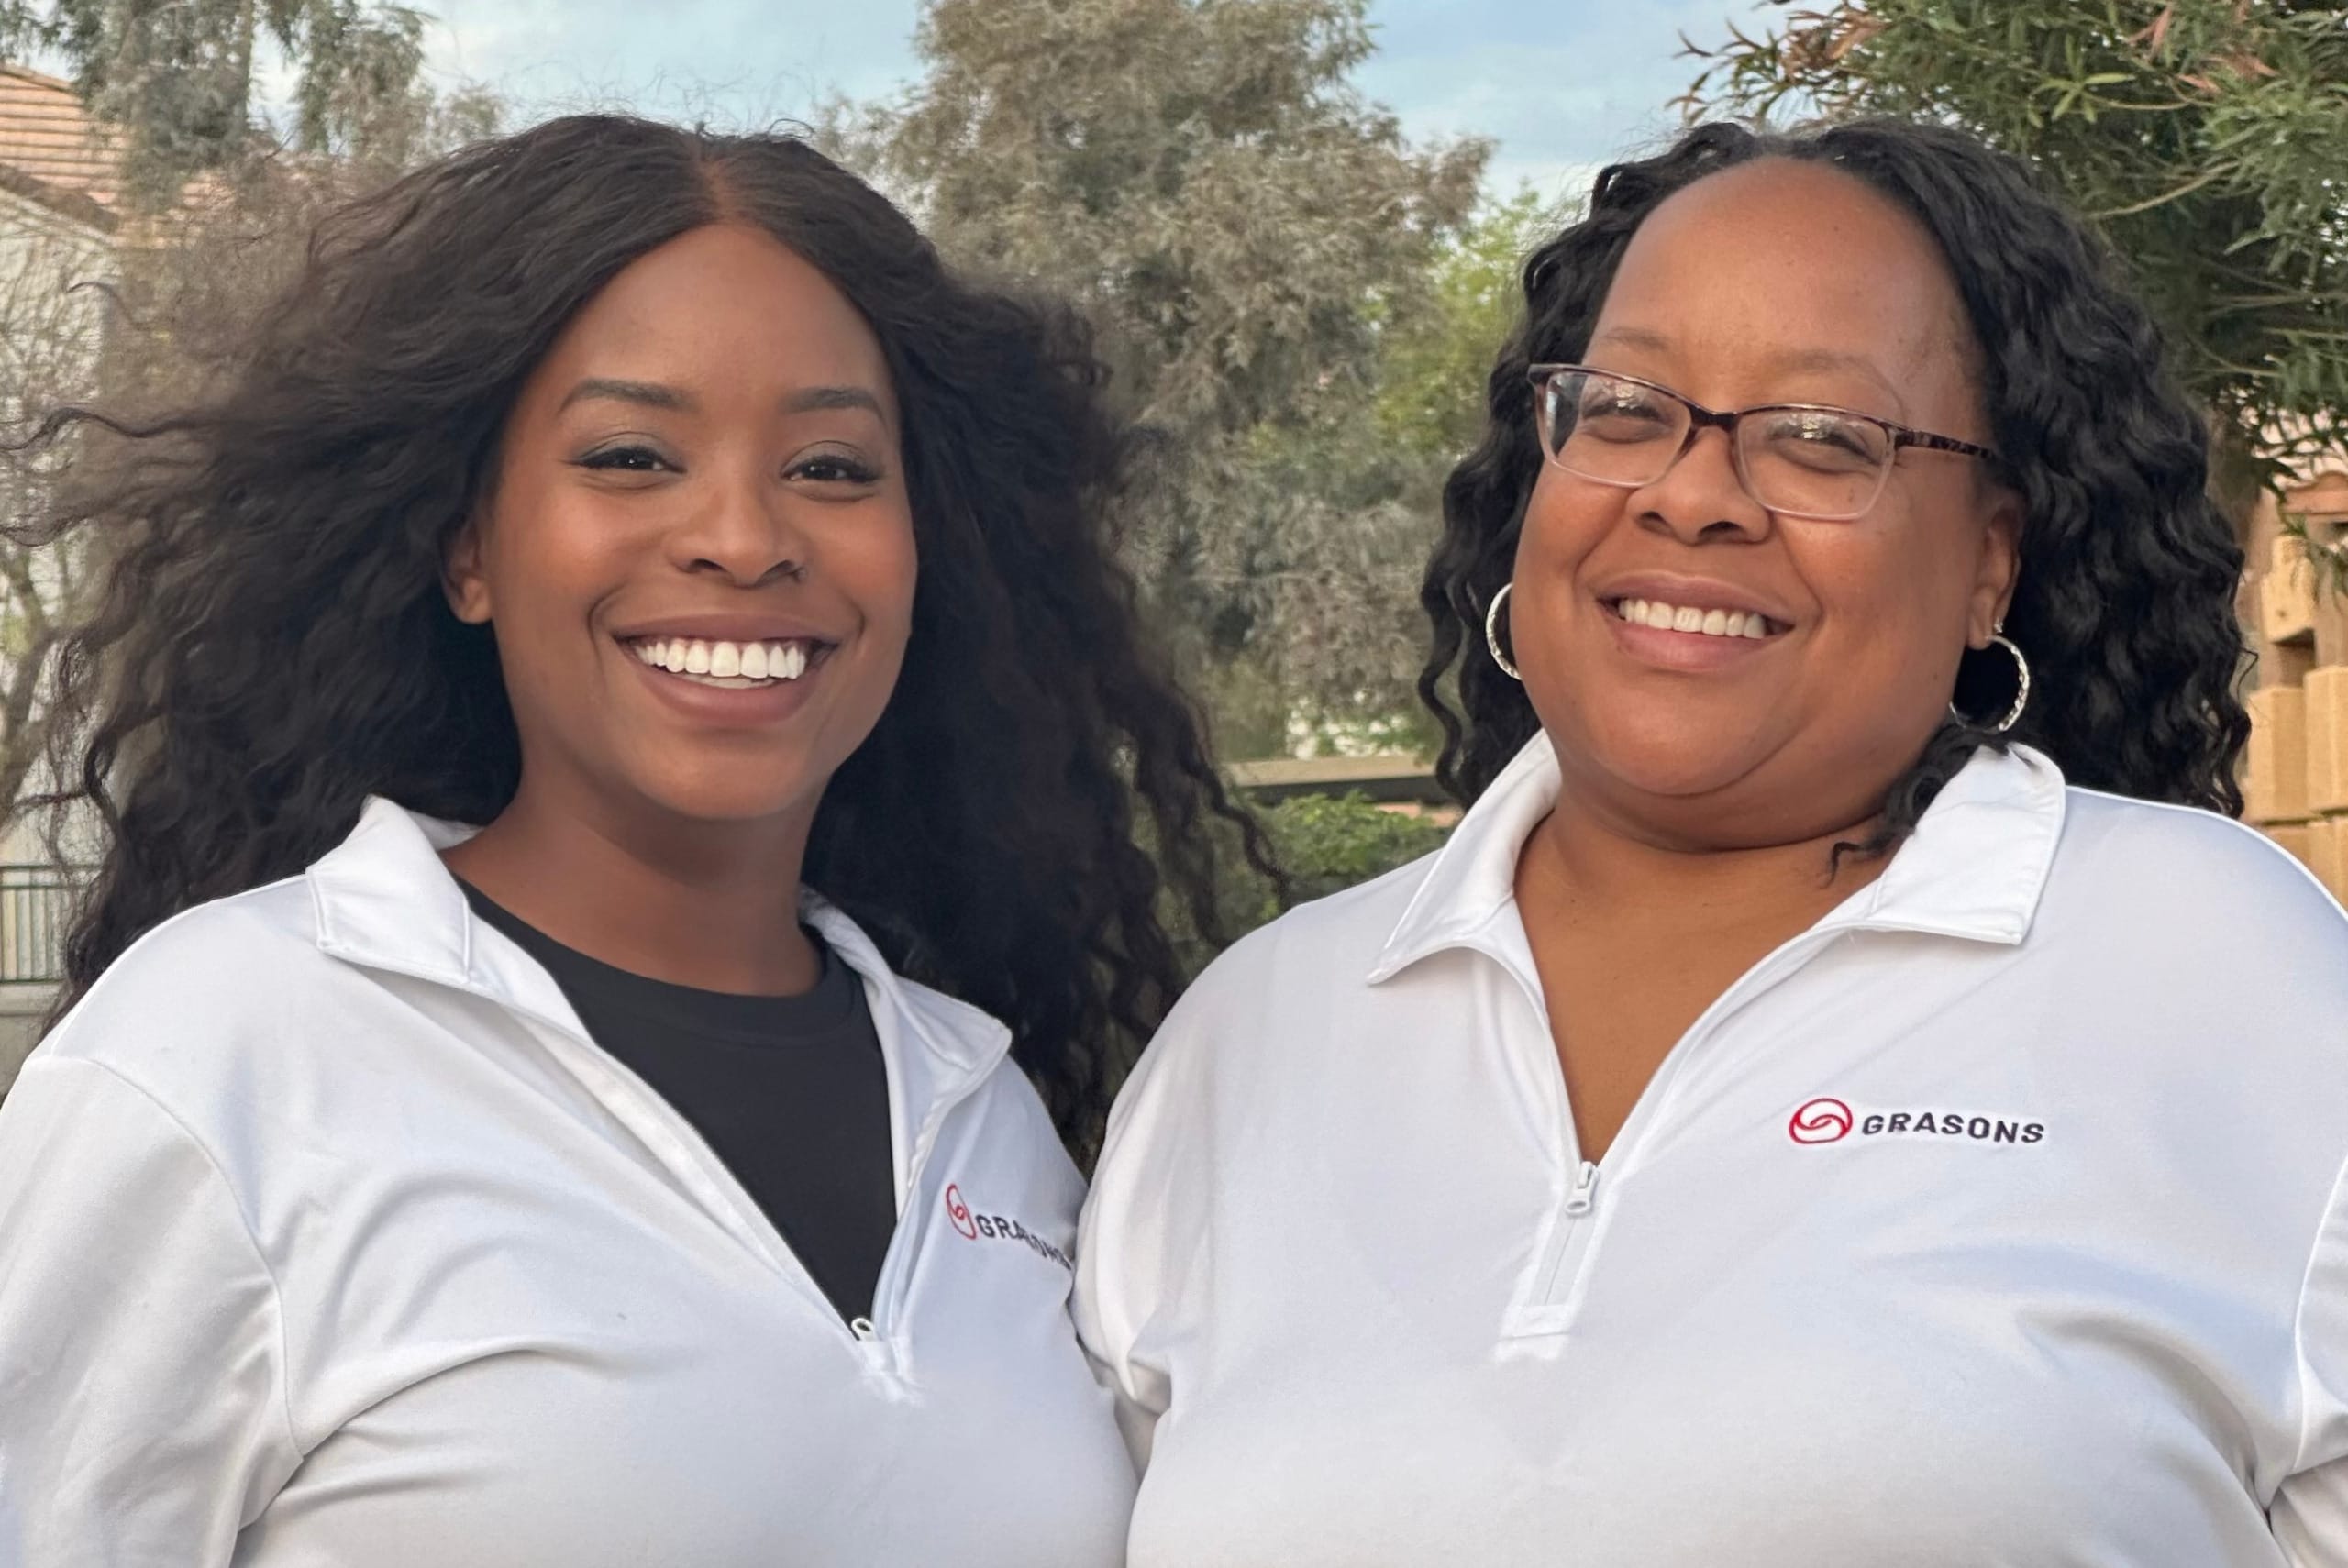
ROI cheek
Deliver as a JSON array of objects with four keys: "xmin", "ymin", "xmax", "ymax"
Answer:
[
  {"xmin": 1789, "ymin": 505, "xmax": 1983, "ymax": 707},
  {"xmin": 480, "ymin": 488, "xmax": 637, "ymax": 639},
  {"xmin": 828, "ymin": 502, "xmax": 921, "ymax": 661},
  {"xmin": 1519, "ymin": 463, "xmax": 1616, "ymax": 569},
  {"xmin": 1797, "ymin": 501, "xmax": 1981, "ymax": 635},
  {"xmin": 1511, "ymin": 469, "xmax": 1616, "ymax": 643}
]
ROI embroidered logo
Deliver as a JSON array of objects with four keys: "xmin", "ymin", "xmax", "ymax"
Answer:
[
  {"xmin": 1788, "ymin": 1097, "xmax": 1855, "ymax": 1144},
  {"xmin": 942, "ymin": 1183, "xmax": 1072, "ymax": 1269},
  {"xmin": 1789, "ymin": 1098, "xmax": 2045, "ymax": 1147},
  {"xmin": 945, "ymin": 1183, "xmax": 980, "ymax": 1239}
]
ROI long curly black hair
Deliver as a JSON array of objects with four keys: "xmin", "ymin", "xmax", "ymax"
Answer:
[
  {"xmin": 24, "ymin": 114, "xmax": 1275, "ymax": 1151},
  {"xmin": 1421, "ymin": 118, "xmax": 2248, "ymax": 841}
]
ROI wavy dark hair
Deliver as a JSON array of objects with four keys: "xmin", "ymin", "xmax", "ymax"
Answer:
[
  {"xmin": 1420, "ymin": 118, "xmax": 2248, "ymax": 843},
  {"xmin": 23, "ymin": 114, "xmax": 1276, "ymax": 1150}
]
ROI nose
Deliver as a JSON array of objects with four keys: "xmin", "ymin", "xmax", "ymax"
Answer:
[
  {"xmin": 1627, "ymin": 425, "xmax": 1774, "ymax": 547},
  {"xmin": 671, "ymin": 461, "xmax": 808, "ymax": 586}
]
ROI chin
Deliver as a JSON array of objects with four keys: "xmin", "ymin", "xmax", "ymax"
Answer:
[
  {"xmin": 1563, "ymin": 707, "xmax": 1781, "ymax": 802},
  {"xmin": 631, "ymin": 764, "xmax": 825, "ymax": 829}
]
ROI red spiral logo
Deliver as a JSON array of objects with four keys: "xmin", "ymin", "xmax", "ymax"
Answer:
[
  {"xmin": 1788, "ymin": 1097, "xmax": 1855, "ymax": 1145},
  {"xmin": 945, "ymin": 1183, "xmax": 978, "ymax": 1239}
]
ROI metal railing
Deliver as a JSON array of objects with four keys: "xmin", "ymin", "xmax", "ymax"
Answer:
[{"xmin": 0, "ymin": 865, "xmax": 83, "ymax": 986}]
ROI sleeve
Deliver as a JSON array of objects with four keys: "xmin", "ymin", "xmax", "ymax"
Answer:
[
  {"xmin": 2276, "ymin": 1154, "xmax": 2348, "ymax": 1565},
  {"xmin": 1073, "ymin": 1149, "xmax": 1173, "ymax": 1471},
  {"xmin": 0, "ymin": 1056, "xmax": 303, "ymax": 1566},
  {"xmin": 1072, "ymin": 1013, "xmax": 1214, "ymax": 1474}
]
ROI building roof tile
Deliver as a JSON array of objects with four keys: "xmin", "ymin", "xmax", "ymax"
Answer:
[{"xmin": 0, "ymin": 63, "xmax": 122, "ymax": 215}]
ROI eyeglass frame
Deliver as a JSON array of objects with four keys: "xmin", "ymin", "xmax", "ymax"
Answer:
[{"xmin": 1524, "ymin": 362, "xmax": 2003, "ymax": 522}]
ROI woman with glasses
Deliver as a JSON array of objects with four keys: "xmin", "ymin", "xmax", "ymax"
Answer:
[{"xmin": 1077, "ymin": 117, "xmax": 2348, "ymax": 1564}]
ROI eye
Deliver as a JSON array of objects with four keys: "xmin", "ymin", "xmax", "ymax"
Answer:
[
  {"xmin": 1572, "ymin": 385, "xmax": 1674, "ymax": 443},
  {"xmin": 1761, "ymin": 411, "xmax": 1883, "ymax": 470},
  {"xmin": 790, "ymin": 450, "xmax": 883, "ymax": 486},
  {"xmin": 575, "ymin": 443, "xmax": 675, "ymax": 475}
]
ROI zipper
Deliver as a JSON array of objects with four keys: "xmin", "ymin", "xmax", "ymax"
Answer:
[
  {"xmin": 361, "ymin": 917, "xmax": 1017, "ymax": 1390},
  {"xmin": 1564, "ymin": 1160, "xmax": 1600, "ymax": 1216},
  {"xmin": 1528, "ymin": 1159, "xmax": 1602, "ymax": 1304},
  {"xmin": 847, "ymin": 1005, "xmax": 1014, "ymax": 1388},
  {"xmin": 1506, "ymin": 917, "xmax": 1869, "ymax": 1334}
]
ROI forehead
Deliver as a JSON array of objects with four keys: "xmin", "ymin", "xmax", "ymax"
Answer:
[
  {"xmin": 531, "ymin": 223, "xmax": 892, "ymax": 408},
  {"xmin": 1591, "ymin": 158, "xmax": 1977, "ymax": 402}
]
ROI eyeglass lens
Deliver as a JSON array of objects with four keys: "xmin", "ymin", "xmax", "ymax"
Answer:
[{"xmin": 1538, "ymin": 370, "xmax": 1895, "ymax": 521}]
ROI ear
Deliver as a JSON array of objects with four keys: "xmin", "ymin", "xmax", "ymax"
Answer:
[
  {"xmin": 1966, "ymin": 490, "xmax": 2023, "ymax": 646},
  {"xmin": 443, "ymin": 512, "xmax": 493, "ymax": 625}
]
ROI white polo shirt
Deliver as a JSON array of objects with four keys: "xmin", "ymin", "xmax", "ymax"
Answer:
[
  {"xmin": 0, "ymin": 799, "xmax": 1135, "ymax": 1566},
  {"xmin": 1077, "ymin": 734, "xmax": 2348, "ymax": 1566}
]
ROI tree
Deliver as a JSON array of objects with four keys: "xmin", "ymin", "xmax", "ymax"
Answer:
[
  {"xmin": 0, "ymin": 0, "xmax": 479, "ymax": 204},
  {"xmin": 0, "ymin": 65, "xmax": 498, "ymax": 838},
  {"xmin": 0, "ymin": 221, "xmax": 109, "ymax": 823},
  {"xmin": 1375, "ymin": 185, "xmax": 1578, "ymax": 472},
  {"xmin": 849, "ymin": 0, "xmax": 1488, "ymax": 753},
  {"xmin": 1682, "ymin": 0, "xmax": 2348, "ymax": 523},
  {"xmin": 1226, "ymin": 187, "xmax": 1578, "ymax": 756}
]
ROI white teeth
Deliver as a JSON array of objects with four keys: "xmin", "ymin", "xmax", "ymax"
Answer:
[
  {"xmin": 628, "ymin": 637, "xmax": 816, "ymax": 684},
  {"xmin": 1616, "ymin": 599, "xmax": 1778, "ymax": 639}
]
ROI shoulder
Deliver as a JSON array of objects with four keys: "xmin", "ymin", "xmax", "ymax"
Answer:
[
  {"xmin": 1099, "ymin": 849, "xmax": 1439, "ymax": 1144},
  {"xmin": 1175, "ymin": 850, "xmax": 1438, "ymax": 1023},
  {"xmin": 2048, "ymin": 788, "xmax": 2348, "ymax": 968},
  {"xmin": 35, "ymin": 875, "xmax": 348, "ymax": 1101}
]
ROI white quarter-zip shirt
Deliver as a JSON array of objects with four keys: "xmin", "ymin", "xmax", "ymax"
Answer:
[
  {"xmin": 1078, "ymin": 735, "xmax": 2348, "ymax": 1566},
  {"xmin": 0, "ymin": 799, "xmax": 1135, "ymax": 1565}
]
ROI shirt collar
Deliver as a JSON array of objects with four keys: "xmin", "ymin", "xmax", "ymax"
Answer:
[
  {"xmin": 1368, "ymin": 732, "xmax": 2068, "ymax": 984},
  {"xmin": 305, "ymin": 797, "xmax": 1013, "ymax": 1088}
]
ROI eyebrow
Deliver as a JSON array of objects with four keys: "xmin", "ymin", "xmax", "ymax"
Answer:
[
  {"xmin": 1589, "ymin": 328, "xmax": 1907, "ymax": 410},
  {"xmin": 782, "ymin": 385, "xmax": 886, "ymax": 419},
  {"xmin": 557, "ymin": 379, "xmax": 887, "ymax": 421},
  {"xmin": 559, "ymin": 378, "xmax": 694, "ymax": 414}
]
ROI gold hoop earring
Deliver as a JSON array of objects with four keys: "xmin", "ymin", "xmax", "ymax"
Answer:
[
  {"xmin": 1484, "ymin": 583, "xmax": 1522, "ymax": 682},
  {"xmin": 1948, "ymin": 628, "xmax": 2031, "ymax": 734}
]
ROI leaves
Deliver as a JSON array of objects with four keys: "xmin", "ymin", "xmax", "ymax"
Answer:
[
  {"xmin": 14, "ymin": 0, "xmax": 452, "ymax": 204},
  {"xmin": 851, "ymin": 0, "xmax": 1492, "ymax": 746}
]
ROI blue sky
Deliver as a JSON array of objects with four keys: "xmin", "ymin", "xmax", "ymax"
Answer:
[{"xmin": 418, "ymin": 0, "xmax": 1755, "ymax": 206}]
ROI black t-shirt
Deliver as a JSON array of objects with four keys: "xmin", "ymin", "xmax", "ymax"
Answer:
[{"xmin": 461, "ymin": 884, "xmax": 897, "ymax": 1325}]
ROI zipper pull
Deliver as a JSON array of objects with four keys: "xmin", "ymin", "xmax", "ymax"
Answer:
[
  {"xmin": 1564, "ymin": 1160, "xmax": 1600, "ymax": 1217},
  {"xmin": 849, "ymin": 1315, "xmax": 878, "ymax": 1342}
]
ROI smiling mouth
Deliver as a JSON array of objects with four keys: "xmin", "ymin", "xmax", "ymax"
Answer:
[
  {"xmin": 623, "ymin": 635, "xmax": 834, "ymax": 689},
  {"xmin": 1606, "ymin": 597, "xmax": 1789, "ymax": 640}
]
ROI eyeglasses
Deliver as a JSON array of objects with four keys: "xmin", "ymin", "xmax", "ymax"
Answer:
[{"xmin": 1526, "ymin": 364, "xmax": 2001, "ymax": 522}]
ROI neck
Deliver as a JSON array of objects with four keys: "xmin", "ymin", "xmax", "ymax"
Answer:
[
  {"xmin": 442, "ymin": 772, "xmax": 823, "ymax": 996},
  {"xmin": 1517, "ymin": 779, "xmax": 1889, "ymax": 944}
]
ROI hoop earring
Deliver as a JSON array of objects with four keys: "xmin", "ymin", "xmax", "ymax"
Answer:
[
  {"xmin": 1484, "ymin": 582, "xmax": 1523, "ymax": 682},
  {"xmin": 1947, "ymin": 629, "xmax": 2031, "ymax": 734}
]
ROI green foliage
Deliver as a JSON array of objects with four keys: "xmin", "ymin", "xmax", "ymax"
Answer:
[
  {"xmin": 1683, "ymin": 0, "xmax": 2348, "ymax": 491},
  {"xmin": 1201, "ymin": 790, "xmax": 1448, "ymax": 952},
  {"xmin": 1376, "ymin": 186, "xmax": 1578, "ymax": 469},
  {"xmin": 847, "ymin": 0, "xmax": 1490, "ymax": 746},
  {"xmin": 1261, "ymin": 790, "xmax": 1451, "ymax": 903},
  {"xmin": 4, "ymin": 0, "xmax": 475, "ymax": 204}
]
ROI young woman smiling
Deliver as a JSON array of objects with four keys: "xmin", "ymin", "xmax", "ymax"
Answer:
[
  {"xmin": 0, "ymin": 116, "xmax": 1263, "ymax": 1565},
  {"xmin": 1078, "ymin": 120, "xmax": 2348, "ymax": 1564}
]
